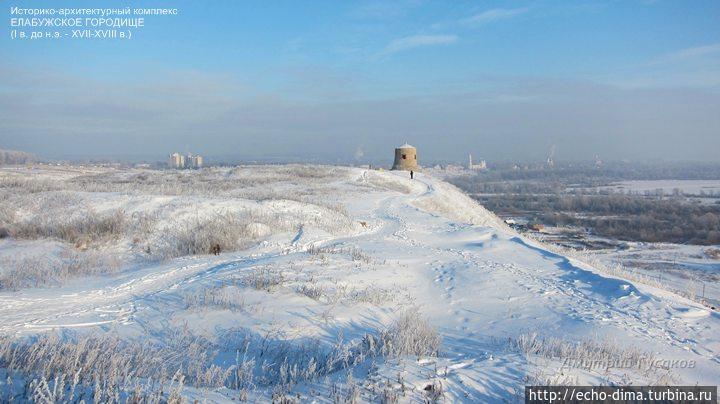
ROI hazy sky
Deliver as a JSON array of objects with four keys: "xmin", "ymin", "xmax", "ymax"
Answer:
[{"xmin": 1, "ymin": 0, "xmax": 719, "ymax": 163}]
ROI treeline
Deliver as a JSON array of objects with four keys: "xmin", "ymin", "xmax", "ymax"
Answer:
[
  {"xmin": 451, "ymin": 180, "xmax": 561, "ymax": 195},
  {"xmin": 455, "ymin": 161, "xmax": 720, "ymax": 185},
  {"xmin": 474, "ymin": 193, "xmax": 720, "ymax": 245},
  {"xmin": 0, "ymin": 149, "xmax": 37, "ymax": 165},
  {"xmin": 450, "ymin": 179, "xmax": 720, "ymax": 198}
]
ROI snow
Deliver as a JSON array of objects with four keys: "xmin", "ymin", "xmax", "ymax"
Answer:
[
  {"xmin": 592, "ymin": 241, "xmax": 720, "ymax": 305},
  {"xmin": 1, "ymin": 165, "xmax": 719, "ymax": 401}
]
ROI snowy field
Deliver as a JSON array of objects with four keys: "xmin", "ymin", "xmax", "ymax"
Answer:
[
  {"xmin": 530, "ymin": 227, "xmax": 720, "ymax": 306},
  {"xmin": 0, "ymin": 165, "xmax": 719, "ymax": 402},
  {"xmin": 594, "ymin": 242, "xmax": 720, "ymax": 306}
]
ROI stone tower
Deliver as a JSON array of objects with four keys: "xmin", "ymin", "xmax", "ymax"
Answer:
[{"xmin": 391, "ymin": 143, "xmax": 418, "ymax": 171}]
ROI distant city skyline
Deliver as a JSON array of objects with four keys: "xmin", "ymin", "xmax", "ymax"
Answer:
[{"xmin": 2, "ymin": 0, "xmax": 719, "ymax": 162}]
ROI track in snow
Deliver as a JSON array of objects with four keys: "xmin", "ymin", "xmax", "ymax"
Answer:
[{"xmin": 1, "ymin": 169, "xmax": 718, "ymax": 394}]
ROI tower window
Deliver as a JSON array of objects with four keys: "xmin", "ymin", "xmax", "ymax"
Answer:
[{"xmin": 402, "ymin": 154, "xmax": 407, "ymax": 159}]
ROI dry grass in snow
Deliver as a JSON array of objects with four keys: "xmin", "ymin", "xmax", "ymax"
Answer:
[
  {"xmin": 0, "ymin": 165, "xmax": 359, "ymax": 290},
  {"xmin": 0, "ymin": 309, "xmax": 442, "ymax": 402},
  {"xmin": 0, "ymin": 250, "xmax": 121, "ymax": 291}
]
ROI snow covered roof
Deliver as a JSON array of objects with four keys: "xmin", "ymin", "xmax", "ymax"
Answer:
[{"xmin": 397, "ymin": 143, "xmax": 415, "ymax": 149}]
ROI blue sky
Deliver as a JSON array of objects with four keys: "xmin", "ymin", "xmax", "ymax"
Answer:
[{"xmin": 2, "ymin": 0, "xmax": 720, "ymax": 162}]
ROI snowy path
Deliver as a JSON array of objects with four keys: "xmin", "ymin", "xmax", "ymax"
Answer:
[{"xmin": 1, "ymin": 168, "xmax": 719, "ymax": 400}]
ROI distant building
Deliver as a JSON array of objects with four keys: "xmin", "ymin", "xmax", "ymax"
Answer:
[
  {"xmin": 187, "ymin": 154, "xmax": 203, "ymax": 169},
  {"xmin": 391, "ymin": 143, "xmax": 419, "ymax": 171},
  {"xmin": 169, "ymin": 153, "xmax": 185, "ymax": 169},
  {"xmin": 468, "ymin": 154, "xmax": 487, "ymax": 170},
  {"xmin": 546, "ymin": 145, "xmax": 556, "ymax": 168},
  {"xmin": 169, "ymin": 152, "xmax": 203, "ymax": 169}
]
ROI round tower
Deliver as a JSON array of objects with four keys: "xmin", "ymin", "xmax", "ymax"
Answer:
[{"xmin": 391, "ymin": 143, "xmax": 419, "ymax": 171}]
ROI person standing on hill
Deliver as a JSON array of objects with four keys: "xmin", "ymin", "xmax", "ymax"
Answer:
[{"xmin": 410, "ymin": 170, "xmax": 414, "ymax": 179}]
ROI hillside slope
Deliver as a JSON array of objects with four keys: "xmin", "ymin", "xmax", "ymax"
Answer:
[{"xmin": 0, "ymin": 165, "xmax": 718, "ymax": 401}]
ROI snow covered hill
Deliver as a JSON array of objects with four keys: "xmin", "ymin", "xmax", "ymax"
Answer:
[{"xmin": 0, "ymin": 165, "xmax": 718, "ymax": 402}]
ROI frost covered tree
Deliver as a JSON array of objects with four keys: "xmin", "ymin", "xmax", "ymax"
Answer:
[{"xmin": 0, "ymin": 149, "xmax": 37, "ymax": 165}]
